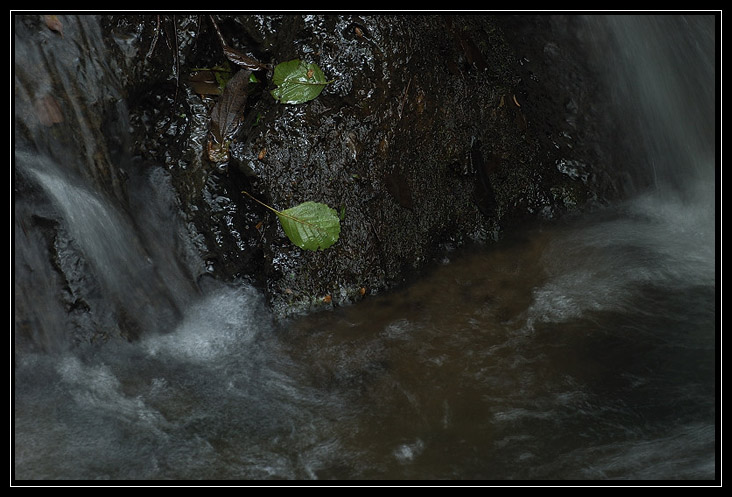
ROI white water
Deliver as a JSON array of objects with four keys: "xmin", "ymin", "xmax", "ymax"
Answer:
[{"xmin": 13, "ymin": 14, "xmax": 717, "ymax": 481}]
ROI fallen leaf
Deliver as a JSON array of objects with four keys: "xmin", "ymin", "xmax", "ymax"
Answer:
[
  {"xmin": 44, "ymin": 15, "xmax": 63, "ymax": 37},
  {"xmin": 242, "ymin": 191, "xmax": 341, "ymax": 251},
  {"xmin": 188, "ymin": 70, "xmax": 222, "ymax": 96},
  {"xmin": 270, "ymin": 59, "xmax": 332, "ymax": 105},
  {"xmin": 223, "ymin": 45, "xmax": 267, "ymax": 71},
  {"xmin": 210, "ymin": 69, "xmax": 251, "ymax": 143},
  {"xmin": 207, "ymin": 69, "xmax": 251, "ymax": 162},
  {"xmin": 208, "ymin": 15, "xmax": 267, "ymax": 71}
]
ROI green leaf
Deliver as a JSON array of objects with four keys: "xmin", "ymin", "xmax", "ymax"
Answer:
[
  {"xmin": 242, "ymin": 192, "xmax": 340, "ymax": 251},
  {"xmin": 270, "ymin": 59, "xmax": 332, "ymax": 104},
  {"xmin": 277, "ymin": 201, "xmax": 341, "ymax": 251}
]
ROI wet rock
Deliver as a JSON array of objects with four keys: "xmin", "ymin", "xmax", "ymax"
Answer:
[
  {"xmin": 8, "ymin": 14, "xmax": 618, "ymax": 326},
  {"xmin": 99, "ymin": 15, "xmax": 618, "ymax": 319}
]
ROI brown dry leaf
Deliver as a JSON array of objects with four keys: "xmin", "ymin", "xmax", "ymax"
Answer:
[
  {"xmin": 210, "ymin": 69, "xmax": 251, "ymax": 145},
  {"xmin": 223, "ymin": 45, "xmax": 267, "ymax": 71},
  {"xmin": 188, "ymin": 71, "xmax": 222, "ymax": 96},
  {"xmin": 207, "ymin": 69, "xmax": 252, "ymax": 162},
  {"xmin": 208, "ymin": 15, "xmax": 266, "ymax": 71},
  {"xmin": 34, "ymin": 95, "xmax": 63, "ymax": 126},
  {"xmin": 44, "ymin": 15, "xmax": 63, "ymax": 37}
]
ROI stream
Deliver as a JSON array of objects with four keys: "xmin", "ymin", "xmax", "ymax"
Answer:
[{"xmin": 13, "ymin": 14, "xmax": 717, "ymax": 481}]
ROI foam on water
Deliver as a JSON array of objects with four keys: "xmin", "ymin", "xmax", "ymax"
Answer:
[
  {"xmin": 525, "ymin": 174, "xmax": 715, "ymax": 329},
  {"xmin": 143, "ymin": 283, "xmax": 264, "ymax": 362}
]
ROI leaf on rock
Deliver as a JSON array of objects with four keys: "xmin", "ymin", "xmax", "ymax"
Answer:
[
  {"xmin": 242, "ymin": 192, "xmax": 341, "ymax": 251},
  {"xmin": 277, "ymin": 201, "xmax": 341, "ymax": 251},
  {"xmin": 188, "ymin": 70, "xmax": 223, "ymax": 96},
  {"xmin": 270, "ymin": 59, "xmax": 332, "ymax": 104},
  {"xmin": 208, "ymin": 15, "xmax": 267, "ymax": 71},
  {"xmin": 44, "ymin": 15, "xmax": 63, "ymax": 37},
  {"xmin": 209, "ymin": 68, "xmax": 251, "ymax": 153},
  {"xmin": 223, "ymin": 45, "xmax": 268, "ymax": 71}
]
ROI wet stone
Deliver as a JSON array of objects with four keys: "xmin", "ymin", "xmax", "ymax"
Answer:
[{"xmin": 98, "ymin": 14, "xmax": 616, "ymax": 319}]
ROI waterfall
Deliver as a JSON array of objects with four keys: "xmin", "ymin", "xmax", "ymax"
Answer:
[
  {"xmin": 13, "ymin": 15, "xmax": 202, "ymax": 350},
  {"xmin": 581, "ymin": 14, "xmax": 716, "ymax": 198}
]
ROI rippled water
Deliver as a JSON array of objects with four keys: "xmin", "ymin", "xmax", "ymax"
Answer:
[
  {"xmin": 14, "ymin": 185, "xmax": 716, "ymax": 479},
  {"xmin": 13, "ymin": 14, "xmax": 717, "ymax": 481}
]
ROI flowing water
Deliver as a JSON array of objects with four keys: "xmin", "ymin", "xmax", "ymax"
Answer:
[{"xmin": 13, "ymin": 15, "xmax": 717, "ymax": 481}]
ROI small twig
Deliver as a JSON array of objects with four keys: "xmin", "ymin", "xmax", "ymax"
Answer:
[
  {"xmin": 172, "ymin": 15, "xmax": 180, "ymax": 102},
  {"xmin": 208, "ymin": 15, "xmax": 228, "ymax": 50},
  {"xmin": 398, "ymin": 76, "xmax": 413, "ymax": 120},
  {"xmin": 145, "ymin": 14, "xmax": 161, "ymax": 61}
]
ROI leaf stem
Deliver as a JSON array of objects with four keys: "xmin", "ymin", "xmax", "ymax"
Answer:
[
  {"xmin": 241, "ymin": 191, "xmax": 329, "ymax": 233},
  {"xmin": 241, "ymin": 190, "xmax": 282, "ymax": 215}
]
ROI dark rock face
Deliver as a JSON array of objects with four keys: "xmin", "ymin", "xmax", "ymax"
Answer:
[
  {"xmin": 172, "ymin": 14, "xmax": 616, "ymax": 317},
  {"xmin": 15, "ymin": 14, "xmax": 623, "ymax": 346}
]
